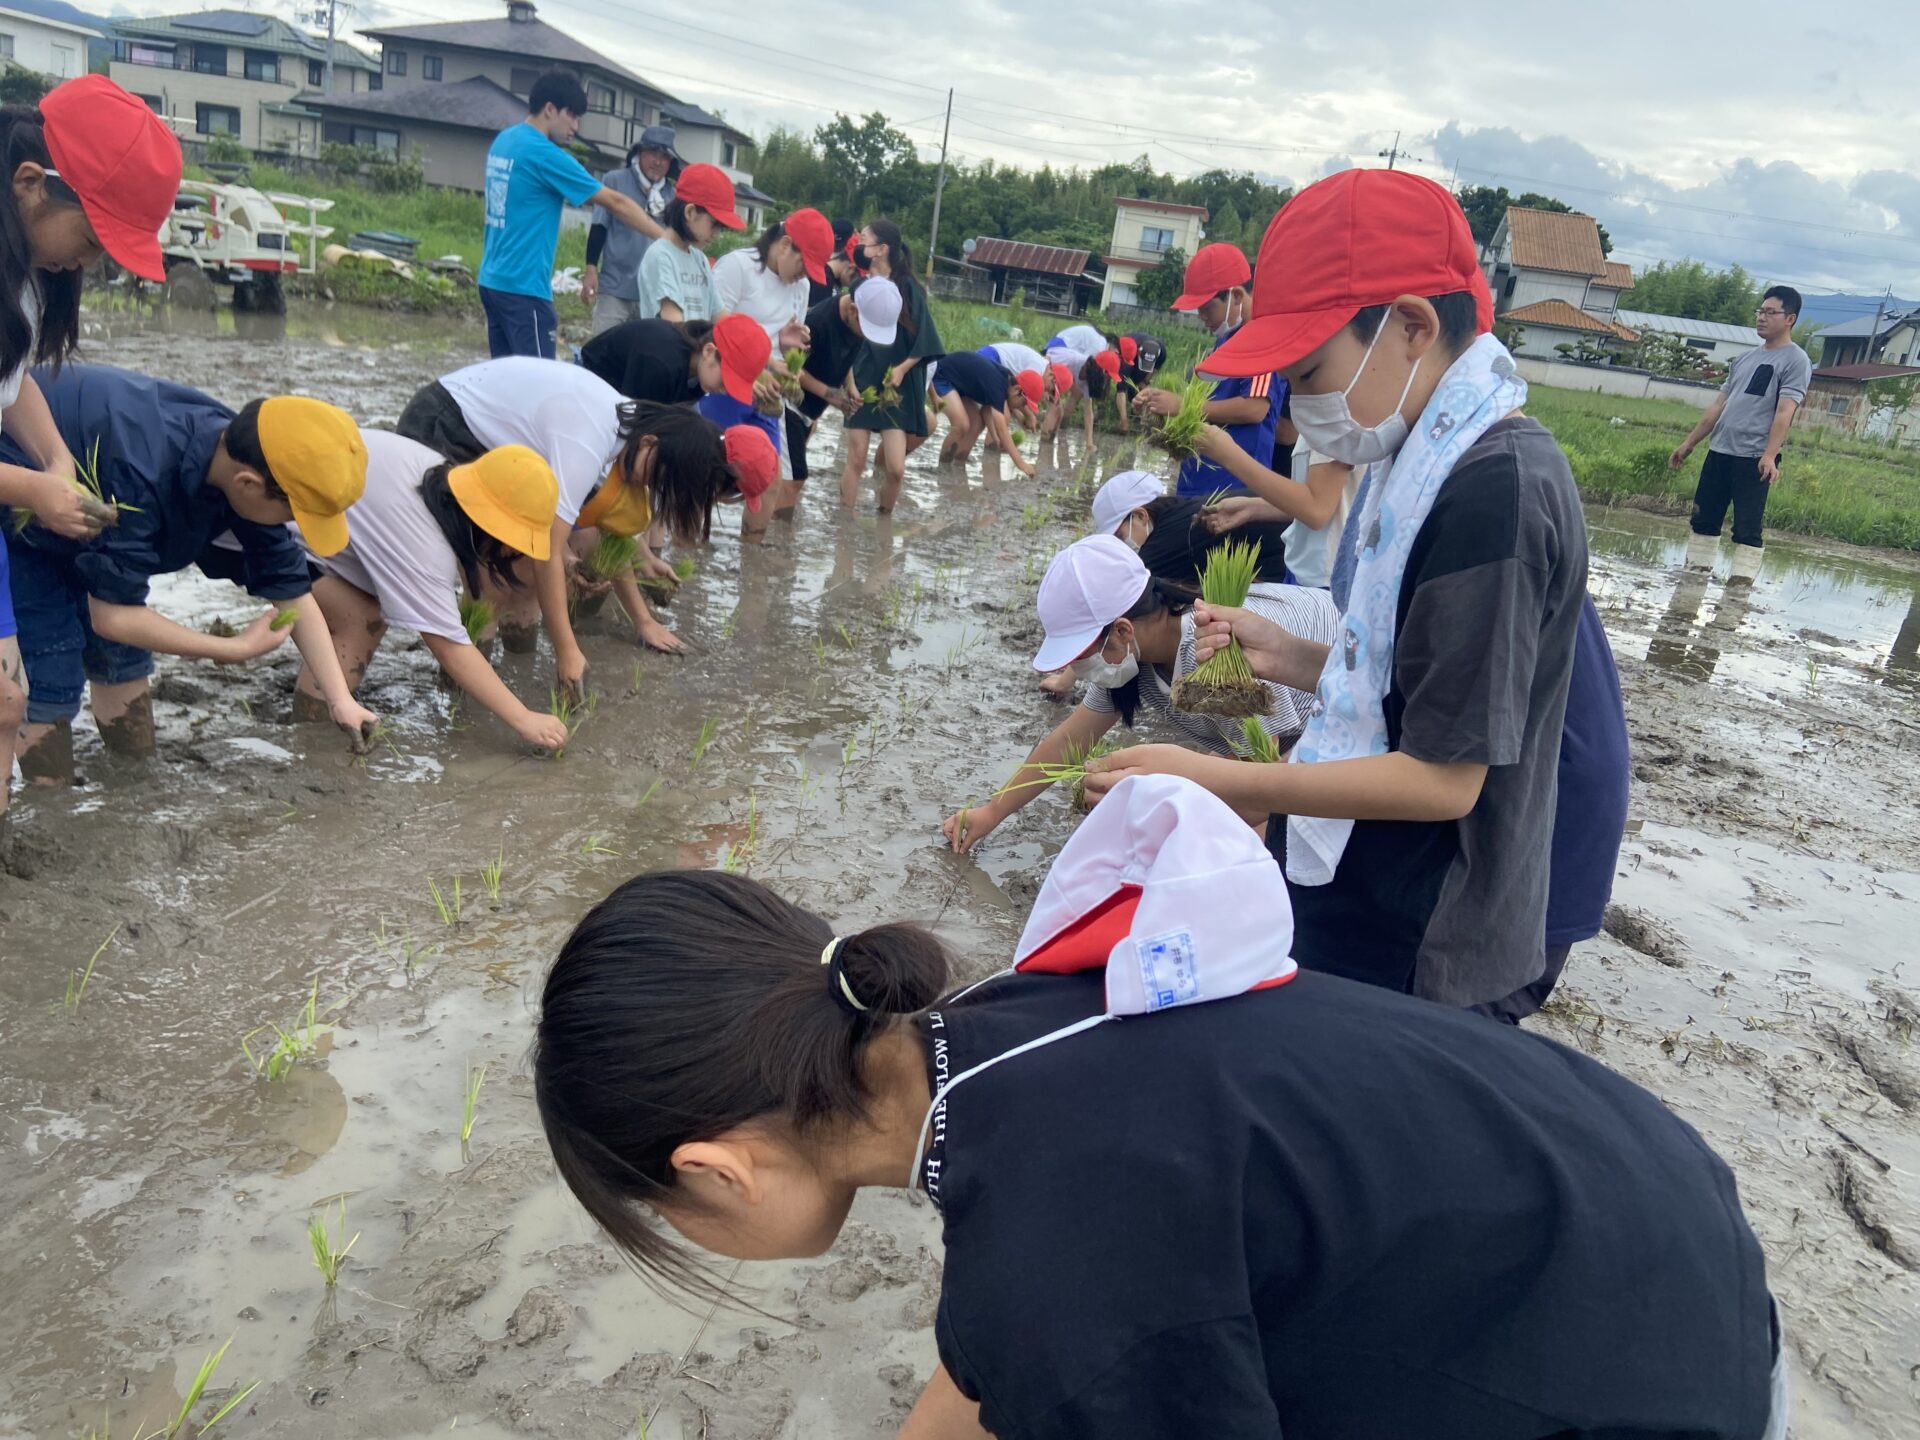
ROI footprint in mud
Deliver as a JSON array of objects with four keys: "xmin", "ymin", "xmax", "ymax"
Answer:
[
  {"xmin": 1601, "ymin": 903, "xmax": 1688, "ymax": 966},
  {"xmin": 1818, "ymin": 1022, "xmax": 1920, "ymax": 1113},
  {"xmin": 1828, "ymin": 1150, "xmax": 1920, "ymax": 1273}
]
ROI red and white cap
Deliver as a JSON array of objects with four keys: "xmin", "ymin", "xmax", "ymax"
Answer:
[
  {"xmin": 1117, "ymin": 335, "xmax": 1139, "ymax": 364},
  {"xmin": 1013, "ymin": 772, "xmax": 1297, "ymax": 1010},
  {"xmin": 1205, "ymin": 168, "xmax": 1494, "ymax": 378},
  {"xmin": 1089, "ymin": 469, "xmax": 1164, "ymax": 536},
  {"xmin": 723, "ymin": 425, "xmax": 776, "ymax": 511},
  {"xmin": 1172, "ymin": 241, "xmax": 1253, "ymax": 311},
  {"xmin": 1032, "ymin": 533, "xmax": 1147, "ymax": 672},
  {"xmin": 1046, "ymin": 360, "xmax": 1073, "ymax": 396}
]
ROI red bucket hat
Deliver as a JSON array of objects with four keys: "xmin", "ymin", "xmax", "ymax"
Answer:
[
  {"xmin": 1171, "ymin": 242, "xmax": 1253, "ymax": 311},
  {"xmin": 40, "ymin": 75, "xmax": 183, "ymax": 283},
  {"xmin": 1205, "ymin": 169, "xmax": 1493, "ymax": 379}
]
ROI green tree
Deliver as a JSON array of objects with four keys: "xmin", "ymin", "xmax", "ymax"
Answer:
[
  {"xmin": 0, "ymin": 64, "xmax": 52, "ymax": 104},
  {"xmin": 1623, "ymin": 259, "xmax": 1764, "ymax": 324},
  {"xmin": 1133, "ymin": 245, "xmax": 1187, "ymax": 310},
  {"xmin": 813, "ymin": 112, "xmax": 917, "ymax": 213},
  {"xmin": 1211, "ymin": 199, "xmax": 1244, "ymax": 252}
]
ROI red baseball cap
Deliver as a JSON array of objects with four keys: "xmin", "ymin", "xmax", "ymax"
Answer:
[
  {"xmin": 1093, "ymin": 350, "xmax": 1121, "ymax": 382},
  {"xmin": 1172, "ymin": 242, "xmax": 1253, "ymax": 311},
  {"xmin": 783, "ymin": 207, "xmax": 833, "ymax": 286},
  {"xmin": 843, "ymin": 233, "xmax": 868, "ymax": 275},
  {"xmin": 1117, "ymin": 335, "xmax": 1139, "ymax": 364},
  {"xmin": 1207, "ymin": 169, "xmax": 1493, "ymax": 379},
  {"xmin": 1013, "ymin": 370, "xmax": 1044, "ymax": 410},
  {"xmin": 1047, "ymin": 361, "xmax": 1074, "ymax": 395},
  {"xmin": 723, "ymin": 425, "xmax": 776, "ymax": 512},
  {"xmin": 674, "ymin": 163, "xmax": 745, "ymax": 230},
  {"xmin": 40, "ymin": 75, "xmax": 182, "ymax": 283},
  {"xmin": 711, "ymin": 311, "xmax": 770, "ymax": 405}
]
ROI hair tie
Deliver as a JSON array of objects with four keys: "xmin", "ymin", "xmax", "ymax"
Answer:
[{"xmin": 820, "ymin": 937, "xmax": 869, "ymax": 1016}]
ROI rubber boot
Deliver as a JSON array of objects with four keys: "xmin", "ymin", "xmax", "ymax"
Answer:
[
  {"xmin": 1728, "ymin": 543, "xmax": 1763, "ymax": 586},
  {"xmin": 1684, "ymin": 531, "xmax": 1719, "ymax": 573}
]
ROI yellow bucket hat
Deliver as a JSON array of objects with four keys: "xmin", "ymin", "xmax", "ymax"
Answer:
[
  {"xmin": 256, "ymin": 396, "xmax": 368, "ymax": 557},
  {"xmin": 448, "ymin": 445, "xmax": 560, "ymax": 561},
  {"xmin": 576, "ymin": 460, "xmax": 653, "ymax": 538}
]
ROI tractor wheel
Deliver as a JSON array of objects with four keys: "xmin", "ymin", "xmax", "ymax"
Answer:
[
  {"xmin": 163, "ymin": 260, "xmax": 216, "ymax": 312},
  {"xmin": 251, "ymin": 272, "xmax": 287, "ymax": 316}
]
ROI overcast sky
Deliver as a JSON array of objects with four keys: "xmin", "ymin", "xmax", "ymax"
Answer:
[{"xmin": 130, "ymin": 0, "xmax": 1920, "ymax": 304}]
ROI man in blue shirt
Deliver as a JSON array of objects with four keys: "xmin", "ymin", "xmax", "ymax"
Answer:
[
  {"xmin": 1134, "ymin": 242, "xmax": 1288, "ymax": 497},
  {"xmin": 1, "ymin": 366, "xmax": 373, "ymax": 778},
  {"xmin": 478, "ymin": 72, "xmax": 667, "ymax": 360}
]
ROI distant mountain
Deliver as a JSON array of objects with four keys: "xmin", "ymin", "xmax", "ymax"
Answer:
[{"xmin": 1797, "ymin": 292, "xmax": 1920, "ymax": 329}]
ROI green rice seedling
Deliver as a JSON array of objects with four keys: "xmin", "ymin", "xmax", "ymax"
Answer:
[
  {"xmin": 580, "ymin": 835, "xmax": 622, "ymax": 857},
  {"xmin": 11, "ymin": 436, "xmax": 142, "ymax": 535},
  {"xmin": 1171, "ymin": 539, "xmax": 1272, "ymax": 718},
  {"xmin": 308, "ymin": 1199, "xmax": 359, "ymax": 1289},
  {"xmin": 720, "ymin": 793, "xmax": 758, "ymax": 874},
  {"xmin": 459, "ymin": 596, "xmax": 495, "ymax": 645},
  {"xmin": 1146, "ymin": 377, "xmax": 1215, "ymax": 459},
  {"xmin": 673, "ymin": 554, "xmax": 696, "ymax": 582},
  {"xmin": 110, "ymin": 1335, "xmax": 258, "ymax": 1439},
  {"xmin": 779, "ymin": 347, "xmax": 807, "ymax": 399},
  {"xmin": 269, "ymin": 606, "xmax": 300, "ymax": 631},
  {"xmin": 840, "ymin": 734, "xmax": 857, "ymax": 768},
  {"xmin": 545, "ymin": 687, "xmax": 597, "ymax": 756},
  {"xmin": 1804, "ymin": 654, "xmax": 1820, "ymax": 696},
  {"xmin": 61, "ymin": 924, "xmax": 119, "ymax": 1013},
  {"xmin": 428, "ymin": 875, "xmax": 462, "ymax": 927},
  {"xmin": 584, "ymin": 531, "xmax": 639, "ymax": 580},
  {"xmin": 461, "ymin": 1063, "xmax": 486, "ymax": 1145},
  {"xmin": 860, "ymin": 381, "xmax": 903, "ymax": 409},
  {"xmin": 836, "ymin": 621, "xmax": 857, "ymax": 649},
  {"xmin": 480, "ymin": 846, "xmax": 504, "ymax": 905},
  {"xmin": 691, "ymin": 716, "xmax": 718, "ymax": 770},
  {"xmin": 1198, "ymin": 486, "xmax": 1236, "ymax": 511},
  {"xmin": 809, "ymin": 634, "xmax": 830, "ymax": 665},
  {"xmin": 636, "ymin": 776, "xmax": 663, "ymax": 809},
  {"xmin": 1010, "ymin": 427, "xmax": 1026, "ymax": 447},
  {"xmin": 241, "ymin": 978, "xmax": 332, "ymax": 1082},
  {"xmin": 1238, "ymin": 716, "xmax": 1281, "ymax": 764}
]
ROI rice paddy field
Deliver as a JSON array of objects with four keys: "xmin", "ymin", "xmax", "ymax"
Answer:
[{"xmin": 1, "ymin": 301, "xmax": 1918, "ymax": 1438}]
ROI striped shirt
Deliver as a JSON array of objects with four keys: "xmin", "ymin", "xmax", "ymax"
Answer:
[{"xmin": 1083, "ymin": 584, "xmax": 1338, "ymax": 753}]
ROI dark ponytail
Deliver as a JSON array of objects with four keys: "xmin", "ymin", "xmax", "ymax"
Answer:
[
  {"xmin": 1106, "ymin": 574, "xmax": 1196, "ymax": 726},
  {"xmin": 751, "ymin": 220, "xmax": 784, "ymax": 269},
  {"xmin": 534, "ymin": 871, "xmax": 950, "ymax": 1299},
  {"xmin": 419, "ymin": 460, "xmax": 524, "ymax": 595},
  {"xmin": 0, "ymin": 105, "xmax": 82, "ymax": 378}
]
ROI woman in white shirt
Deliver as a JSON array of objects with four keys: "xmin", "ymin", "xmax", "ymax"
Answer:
[{"xmin": 292, "ymin": 433, "xmax": 571, "ymax": 751}]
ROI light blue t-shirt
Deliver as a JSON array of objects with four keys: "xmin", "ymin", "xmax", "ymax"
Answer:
[
  {"xmin": 477, "ymin": 122, "xmax": 602, "ymax": 299},
  {"xmin": 636, "ymin": 238, "xmax": 718, "ymax": 322}
]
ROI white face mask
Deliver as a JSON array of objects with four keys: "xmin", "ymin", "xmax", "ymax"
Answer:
[
  {"xmin": 1213, "ymin": 291, "xmax": 1243, "ymax": 339},
  {"xmin": 1118, "ymin": 514, "xmax": 1149, "ymax": 551},
  {"xmin": 1071, "ymin": 631, "xmax": 1139, "ymax": 688},
  {"xmin": 1291, "ymin": 322, "xmax": 1422, "ymax": 466}
]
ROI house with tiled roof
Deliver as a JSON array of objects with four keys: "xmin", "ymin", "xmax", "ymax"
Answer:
[
  {"xmin": 1100, "ymin": 197, "xmax": 1209, "ymax": 309},
  {"xmin": 1481, "ymin": 207, "xmax": 1642, "ymax": 357}
]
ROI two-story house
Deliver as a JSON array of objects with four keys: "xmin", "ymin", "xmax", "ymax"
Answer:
[
  {"xmin": 108, "ymin": 8, "xmax": 378, "ymax": 156},
  {"xmin": 1814, "ymin": 308, "xmax": 1920, "ymax": 369},
  {"xmin": 1100, "ymin": 197, "xmax": 1208, "ymax": 309},
  {"xmin": 1481, "ymin": 207, "xmax": 1638, "ymax": 357},
  {"xmin": 0, "ymin": 3, "xmax": 100, "ymax": 83}
]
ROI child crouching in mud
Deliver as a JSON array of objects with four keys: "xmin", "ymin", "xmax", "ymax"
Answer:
[{"xmin": 532, "ymin": 774, "xmax": 1787, "ymax": 1440}]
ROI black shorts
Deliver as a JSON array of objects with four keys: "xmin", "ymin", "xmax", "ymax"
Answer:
[{"xmin": 395, "ymin": 380, "xmax": 486, "ymax": 464}]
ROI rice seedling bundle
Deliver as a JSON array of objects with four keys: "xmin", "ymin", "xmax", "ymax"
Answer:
[
  {"xmin": 269, "ymin": 607, "xmax": 300, "ymax": 631},
  {"xmin": 779, "ymin": 348, "xmax": 807, "ymax": 399},
  {"xmin": 458, "ymin": 596, "xmax": 495, "ymax": 645},
  {"xmin": 860, "ymin": 382, "xmax": 903, "ymax": 410},
  {"xmin": 584, "ymin": 532, "xmax": 638, "ymax": 580},
  {"xmin": 1238, "ymin": 716, "xmax": 1281, "ymax": 764},
  {"xmin": 1171, "ymin": 540, "xmax": 1272, "ymax": 718},
  {"xmin": 1146, "ymin": 377, "xmax": 1215, "ymax": 459},
  {"xmin": 992, "ymin": 736, "xmax": 1121, "ymax": 808}
]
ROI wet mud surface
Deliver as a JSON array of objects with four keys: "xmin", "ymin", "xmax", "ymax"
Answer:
[{"xmin": 3, "ymin": 309, "xmax": 1918, "ymax": 1437}]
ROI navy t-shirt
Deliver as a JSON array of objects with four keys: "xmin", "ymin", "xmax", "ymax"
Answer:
[
  {"xmin": 920, "ymin": 969, "xmax": 1773, "ymax": 1440},
  {"xmin": 0, "ymin": 364, "xmax": 312, "ymax": 605},
  {"xmin": 1547, "ymin": 596, "xmax": 1630, "ymax": 945},
  {"xmin": 935, "ymin": 349, "xmax": 1011, "ymax": 410}
]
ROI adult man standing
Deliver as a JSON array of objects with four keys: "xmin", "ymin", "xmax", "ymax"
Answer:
[
  {"xmin": 477, "ymin": 73, "xmax": 667, "ymax": 360},
  {"xmin": 1669, "ymin": 285, "xmax": 1811, "ymax": 584},
  {"xmin": 581, "ymin": 125, "xmax": 679, "ymax": 339}
]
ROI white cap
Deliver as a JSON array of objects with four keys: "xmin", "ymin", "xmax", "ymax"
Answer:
[
  {"xmin": 1013, "ymin": 773, "xmax": 1297, "ymax": 1012},
  {"xmin": 853, "ymin": 277, "xmax": 901, "ymax": 345},
  {"xmin": 1090, "ymin": 469, "xmax": 1165, "ymax": 537},
  {"xmin": 1033, "ymin": 533, "xmax": 1148, "ymax": 672}
]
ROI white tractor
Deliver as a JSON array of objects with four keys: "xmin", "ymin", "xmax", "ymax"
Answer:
[{"xmin": 159, "ymin": 178, "xmax": 334, "ymax": 315}]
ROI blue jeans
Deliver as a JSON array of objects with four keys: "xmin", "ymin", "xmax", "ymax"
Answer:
[
  {"xmin": 6, "ymin": 539, "xmax": 153, "ymax": 723},
  {"xmin": 0, "ymin": 528, "xmax": 15, "ymax": 639},
  {"xmin": 480, "ymin": 286, "xmax": 558, "ymax": 359}
]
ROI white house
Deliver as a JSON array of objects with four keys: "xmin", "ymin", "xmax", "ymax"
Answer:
[
  {"xmin": 0, "ymin": 4, "xmax": 100, "ymax": 81},
  {"xmin": 1100, "ymin": 197, "xmax": 1207, "ymax": 309},
  {"xmin": 1614, "ymin": 310, "xmax": 1757, "ymax": 365},
  {"xmin": 1483, "ymin": 207, "xmax": 1630, "ymax": 319},
  {"xmin": 1814, "ymin": 308, "xmax": 1920, "ymax": 369}
]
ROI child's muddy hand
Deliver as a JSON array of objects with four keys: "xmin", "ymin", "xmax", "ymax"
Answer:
[
  {"xmin": 637, "ymin": 619, "xmax": 684, "ymax": 654},
  {"xmin": 640, "ymin": 555, "xmax": 678, "ymax": 583},
  {"xmin": 336, "ymin": 702, "xmax": 380, "ymax": 744},
  {"xmin": 222, "ymin": 612, "xmax": 295, "ymax": 663},
  {"xmin": 943, "ymin": 807, "xmax": 994, "ymax": 854},
  {"xmin": 518, "ymin": 713, "xmax": 569, "ymax": 750},
  {"xmin": 555, "ymin": 648, "xmax": 588, "ymax": 701},
  {"xmin": 29, "ymin": 472, "xmax": 112, "ymax": 539}
]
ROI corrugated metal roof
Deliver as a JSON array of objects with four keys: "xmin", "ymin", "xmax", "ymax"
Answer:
[
  {"xmin": 1812, "ymin": 363, "xmax": 1920, "ymax": 381},
  {"xmin": 1504, "ymin": 298, "xmax": 1639, "ymax": 342},
  {"xmin": 1113, "ymin": 196, "xmax": 1210, "ymax": 218},
  {"xmin": 1615, "ymin": 310, "xmax": 1756, "ymax": 345},
  {"xmin": 1504, "ymin": 207, "xmax": 1608, "ymax": 278},
  {"xmin": 967, "ymin": 238, "xmax": 1094, "ymax": 277},
  {"xmin": 358, "ymin": 12, "xmax": 667, "ymax": 95},
  {"xmin": 1813, "ymin": 308, "xmax": 1919, "ymax": 339}
]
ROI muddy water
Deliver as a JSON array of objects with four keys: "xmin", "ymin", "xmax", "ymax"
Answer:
[{"xmin": 2, "ymin": 308, "xmax": 1917, "ymax": 1437}]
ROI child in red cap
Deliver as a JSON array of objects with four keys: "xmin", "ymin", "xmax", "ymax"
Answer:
[{"xmin": 1089, "ymin": 168, "xmax": 1594, "ymax": 1014}]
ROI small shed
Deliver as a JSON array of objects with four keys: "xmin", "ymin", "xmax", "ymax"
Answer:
[
  {"xmin": 1801, "ymin": 362, "xmax": 1920, "ymax": 445},
  {"xmin": 960, "ymin": 237, "xmax": 1105, "ymax": 314}
]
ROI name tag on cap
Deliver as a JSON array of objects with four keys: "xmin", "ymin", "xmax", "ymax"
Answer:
[{"xmin": 1135, "ymin": 928, "xmax": 1200, "ymax": 1011}]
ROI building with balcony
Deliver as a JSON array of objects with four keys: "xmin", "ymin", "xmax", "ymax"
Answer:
[
  {"xmin": 107, "ymin": 8, "xmax": 378, "ymax": 155},
  {"xmin": 0, "ymin": 4, "xmax": 100, "ymax": 83},
  {"xmin": 1099, "ymin": 197, "xmax": 1208, "ymax": 309}
]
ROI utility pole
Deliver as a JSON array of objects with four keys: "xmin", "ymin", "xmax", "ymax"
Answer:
[
  {"xmin": 315, "ymin": 0, "xmax": 343, "ymax": 97},
  {"xmin": 1378, "ymin": 130, "xmax": 1401, "ymax": 170},
  {"xmin": 925, "ymin": 87, "xmax": 953, "ymax": 283},
  {"xmin": 1866, "ymin": 283, "xmax": 1892, "ymax": 361}
]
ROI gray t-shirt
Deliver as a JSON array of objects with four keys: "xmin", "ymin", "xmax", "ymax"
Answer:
[
  {"xmin": 1710, "ymin": 342, "xmax": 1811, "ymax": 459},
  {"xmin": 591, "ymin": 163, "xmax": 672, "ymax": 301},
  {"xmin": 1275, "ymin": 417, "xmax": 1589, "ymax": 1007},
  {"xmin": 636, "ymin": 236, "xmax": 718, "ymax": 322}
]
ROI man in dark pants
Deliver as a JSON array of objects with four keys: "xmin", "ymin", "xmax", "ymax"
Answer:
[{"xmin": 1669, "ymin": 285, "xmax": 1811, "ymax": 585}]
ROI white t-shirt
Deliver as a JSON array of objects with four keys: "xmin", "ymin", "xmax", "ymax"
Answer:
[
  {"xmin": 712, "ymin": 247, "xmax": 808, "ymax": 344},
  {"xmin": 1279, "ymin": 441, "xmax": 1360, "ymax": 591},
  {"xmin": 438, "ymin": 357, "xmax": 621, "ymax": 524},
  {"xmin": 984, "ymin": 341, "xmax": 1047, "ymax": 376},
  {"xmin": 0, "ymin": 285, "xmax": 41, "ymax": 411},
  {"xmin": 1051, "ymin": 324, "xmax": 1109, "ymax": 357},
  {"xmin": 305, "ymin": 429, "xmax": 469, "ymax": 644}
]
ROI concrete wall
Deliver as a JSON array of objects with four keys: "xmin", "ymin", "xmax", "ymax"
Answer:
[
  {"xmin": 405, "ymin": 123, "xmax": 494, "ymax": 192},
  {"xmin": 1513, "ymin": 353, "xmax": 1716, "ymax": 408},
  {"xmin": 0, "ymin": 15, "xmax": 94, "ymax": 78}
]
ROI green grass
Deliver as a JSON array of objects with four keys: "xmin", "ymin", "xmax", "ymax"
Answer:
[{"xmin": 1525, "ymin": 387, "xmax": 1920, "ymax": 551}]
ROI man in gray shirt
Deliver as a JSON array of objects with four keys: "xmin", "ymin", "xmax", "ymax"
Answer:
[
  {"xmin": 581, "ymin": 126, "xmax": 678, "ymax": 338},
  {"xmin": 1669, "ymin": 284, "xmax": 1811, "ymax": 583}
]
